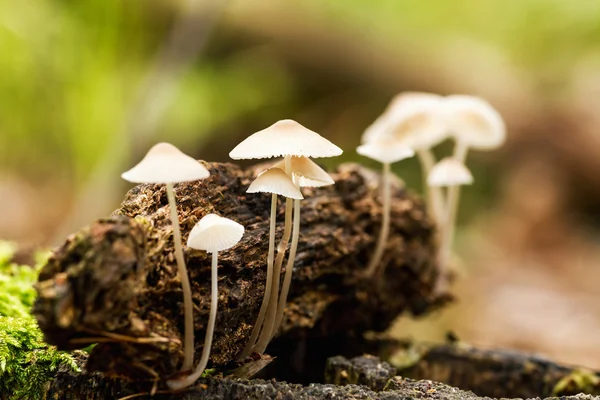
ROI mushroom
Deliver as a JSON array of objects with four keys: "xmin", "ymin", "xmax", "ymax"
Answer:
[
  {"xmin": 356, "ymin": 138, "xmax": 415, "ymax": 277},
  {"xmin": 362, "ymin": 92, "xmax": 448, "ymax": 221},
  {"xmin": 121, "ymin": 142, "xmax": 209, "ymax": 372},
  {"xmin": 437, "ymin": 95, "xmax": 505, "ymax": 290},
  {"xmin": 269, "ymin": 156, "xmax": 335, "ymax": 338},
  {"xmin": 230, "ymin": 119, "xmax": 342, "ymax": 355},
  {"xmin": 167, "ymin": 214, "xmax": 244, "ymax": 390},
  {"xmin": 238, "ymin": 167, "xmax": 302, "ymax": 360},
  {"xmin": 428, "ymin": 157, "xmax": 473, "ymax": 289}
]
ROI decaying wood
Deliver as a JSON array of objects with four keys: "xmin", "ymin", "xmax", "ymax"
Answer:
[
  {"xmin": 43, "ymin": 354, "xmax": 600, "ymax": 400},
  {"xmin": 33, "ymin": 162, "xmax": 446, "ymax": 384},
  {"xmin": 389, "ymin": 340, "xmax": 600, "ymax": 398}
]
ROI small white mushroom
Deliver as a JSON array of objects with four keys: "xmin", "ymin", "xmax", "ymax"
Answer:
[
  {"xmin": 121, "ymin": 142, "xmax": 209, "ymax": 372},
  {"xmin": 428, "ymin": 157, "xmax": 474, "ymax": 187},
  {"xmin": 239, "ymin": 167, "xmax": 302, "ymax": 360},
  {"xmin": 362, "ymin": 92, "xmax": 448, "ymax": 224},
  {"xmin": 270, "ymin": 156, "xmax": 335, "ymax": 338},
  {"xmin": 356, "ymin": 138, "xmax": 415, "ymax": 277},
  {"xmin": 167, "ymin": 214, "xmax": 244, "ymax": 390},
  {"xmin": 437, "ymin": 96, "xmax": 505, "ymax": 292}
]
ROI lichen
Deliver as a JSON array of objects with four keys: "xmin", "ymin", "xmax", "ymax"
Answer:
[
  {"xmin": 0, "ymin": 241, "xmax": 81, "ymax": 399},
  {"xmin": 553, "ymin": 368, "xmax": 600, "ymax": 396}
]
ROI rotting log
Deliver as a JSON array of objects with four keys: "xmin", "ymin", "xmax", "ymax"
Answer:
[
  {"xmin": 43, "ymin": 354, "xmax": 600, "ymax": 400},
  {"xmin": 392, "ymin": 341, "xmax": 600, "ymax": 398},
  {"xmin": 33, "ymin": 162, "xmax": 447, "ymax": 386}
]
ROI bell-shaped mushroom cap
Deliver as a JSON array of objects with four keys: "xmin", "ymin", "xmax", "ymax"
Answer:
[
  {"xmin": 187, "ymin": 214, "xmax": 244, "ymax": 253},
  {"xmin": 247, "ymin": 167, "xmax": 303, "ymax": 199},
  {"xmin": 362, "ymin": 92, "xmax": 447, "ymax": 149},
  {"xmin": 444, "ymin": 95, "xmax": 506, "ymax": 150},
  {"xmin": 272, "ymin": 156, "xmax": 335, "ymax": 187},
  {"xmin": 229, "ymin": 119, "xmax": 343, "ymax": 160},
  {"xmin": 427, "ymin": 157, "xmax": 474, "ymax": 187},
  {"xmin": 121, "ymin": 142, "xmax": 210, "ymax": 184},
  {"xmin": 356, "ymin": 138, "xmax": 415, "ymax": 164}
]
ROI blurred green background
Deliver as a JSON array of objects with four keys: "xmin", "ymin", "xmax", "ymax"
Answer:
[{"xmin": 4, "ymin": 0, "xmax": 600, "ymax": 371}]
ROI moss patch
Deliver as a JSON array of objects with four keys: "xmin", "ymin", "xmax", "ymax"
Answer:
[{"xmin": 0, "ymin": 241, "xmax": 81, "ymax": 399}]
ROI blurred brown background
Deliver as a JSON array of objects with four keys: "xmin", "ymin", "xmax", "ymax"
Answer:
[{"xmin": 2, "ymin": 0, "xmax": 600, "ymax": 370}]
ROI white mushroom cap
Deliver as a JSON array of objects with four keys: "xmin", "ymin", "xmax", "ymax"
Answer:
[
  {"xmin": 444, "ymin": 95, "xmax": 506, "ymax": 150},
  {"xmin": 247, "ymin": 167, "xmax": 303, "ymax": 199},
  {"xmin": 272, "ymin": 156, "xmax": 335, "ymax": 187},
  {"xmin": 187, "ymin": 214, "xmax": 244, "ymax": 253},
  {"xmin": 362, "ymin": 92, "xmax": 447, "ymax": 149},
  {"xmin": 229, "ymin": 119, "xmax": 343, "ymax": 160},
  {"xmin": 121, "ymin": 142, "xmax": 210, "ymax": 184},
  {"xmin": 427, "ymin": 157, "xmax": 474, "ymax": 187},
  {"xmin": 356, "ymin": 138, "xmax": 415, "ymax": 164}
]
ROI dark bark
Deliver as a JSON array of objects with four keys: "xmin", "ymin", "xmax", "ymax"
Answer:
[
  {"xmin": 33, "ymin": 162, "xmax": 446, "ymax": 385},
  {"xmin": 43, "ymin": 354, "xmax": 600, "ymax": 400},
  {"xmin": 391, "ymin": 341, "xmax": 600, "ymax": 398}
]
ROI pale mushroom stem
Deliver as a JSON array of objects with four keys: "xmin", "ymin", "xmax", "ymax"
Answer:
[
  {"xmin": 167, "ymin": 251, "xmax": 219, "ymax": 390},
  {"xmin": 166, "ymin": 183, "xmax": 195, "ymax": 372},
  {"xmin": 364, "ymin": 162, "xmax": 392, "ymax": 277},
  {"xmin": 416, "ymin": 148, "xmax": 443, "ymax": 222},
  {"xmin": 272, "ymin": 179, "xmax": 301, "ymax": 338},
  {"xmin": 253, "ymin": 156, "xmax": 293, "ymax": 353},
  {"xmin": 437, "ymin": 143, "xmax": 469, "ymax": 292},
  {"xmin": 238, "ymin": 193, "xmax": 277, "ymax": 359}
]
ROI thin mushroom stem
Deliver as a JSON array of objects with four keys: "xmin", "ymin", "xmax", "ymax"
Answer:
[
  {"xmin": 166, "ymin": 183, "xmax": 195, "ymax": 372},
  {"xmin": 364, "ymin": 162, "xmax": 392, "ymax": 277},
  {"xmin": 272, "ymin": 180, "xmax": 301, "ymax": 338},
  {"xmin": 436, "ymin": 142, "xmax": 469, "ymax": 292},
  {"xmin": 253, "ymin": 156, "xmax": 293, "ymax": 353},
  {"xmin": 167, "ymin": 251, "xmax": 219, "ymax": 391},
  {"xmin": 416, "ymin": 148, "xmax": 443, "ymax": 222},
  {"xmin": 238, "ymin": 193, "xmax": 277, "ymax": 359}
]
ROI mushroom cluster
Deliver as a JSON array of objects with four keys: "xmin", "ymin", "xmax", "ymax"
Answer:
[
  {"xmin": 115, "ymin": 100, "xmax": 503, "ymax": 389},
  {"xmin": 230, "ymin": 119, "xmax": 342, "ymax": 357},
  {"xmin": 357, "ymin": 93, "xmax": 506, "ymax": 289}
]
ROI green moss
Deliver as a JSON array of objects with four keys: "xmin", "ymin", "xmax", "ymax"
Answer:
[{"xmin": 0, "ymin": 241, "xmax": 81, "ymax": 399}]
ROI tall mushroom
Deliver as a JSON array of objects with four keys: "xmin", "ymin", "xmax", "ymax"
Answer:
[
  {"xmin": 121, "ymin": 142, "xmax": 209, "ymax": 372},
  {"xmin": 238, "ymin": 167, "xmax": 303, "ymax": 360},
  {"xmin": 428, "ymin": 157, "xmax": 473, "ymax": 290},
  {"xmin": 270, "ymin": 156, "xmax": 335, "ymax": 338},
  {"xmin": 362, "ymin": 92, "xmax": 448, "ymax": 222},
  {"xmin": 230, "ymin": 119, "xmax": 342, "ymax": 354},
  {"xmin": 438, "ymin": 95, "xmax": 505, "ymax": 289},
  {"xmin": 167, "ymin": 214, "xmax": 244, "ymax": 390},
  {"xmin": 357, "ymin": 138, "xmax": 415, "ymax": 277}
]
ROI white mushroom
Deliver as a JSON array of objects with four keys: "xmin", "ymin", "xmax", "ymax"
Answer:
[
  {"xmin": 167, "ymin": 214, "xmax": 244, "ymax": 390},
  {"xmin": 437, "ymin": 96, "xmax": 505, "ymax": 291},
  {"xmin": 428, "ymin": 157, "xmax": 474, "ymax": 187},
  {"xmin": 362, "ymin": 92, "xmax": 448, "ymax": 224},
  {"xmin": 356, "ymin": 138, "xmax": 415, "ymax": 277},
  {"xmin": 238, "ymin": 167, "xmax": 302, "ymax": 360},
  {"xmin": 230, "ymin": 120, "xmax": 342, "ymax": 355},
  {"xmin": 270, "ymin": 157, "xmax": 335, "ymax": 338},
  {"xmin": 121, "ymin": 142, "xmax": 209, "ymax": 372}
]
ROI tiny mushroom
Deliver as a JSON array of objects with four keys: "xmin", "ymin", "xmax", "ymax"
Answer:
[
  {"xmin": 230, "ymin": 119, "xmax": 342, "ymax": 355},
  {"xmin": 428, "ymin": 157, "xmax": 473, "ymax": 291},
  {"xmin": 363, "ymin": 92, "xmax": 448, "ymax": 221},
  {"xmin": 167, "ymin": 214, "xmax": 244, "ymax": 390},
  {"xmin": 121, "ymin": 142, "xmax": 209, "ymax": 372},
  {"xmin": 270, "ymin": 156, "xmax": 335, "ymax": 338},
  {"xmin": 238, "ymin": 167, "xmax": 303, "ymax": 360},
  {"xmin": 437, "ymin": 95, "xmax": 505, "ymax": 291},
  {"xmin": 356, "ymin": 137, "xmax": 415, "ymax": 277}
]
